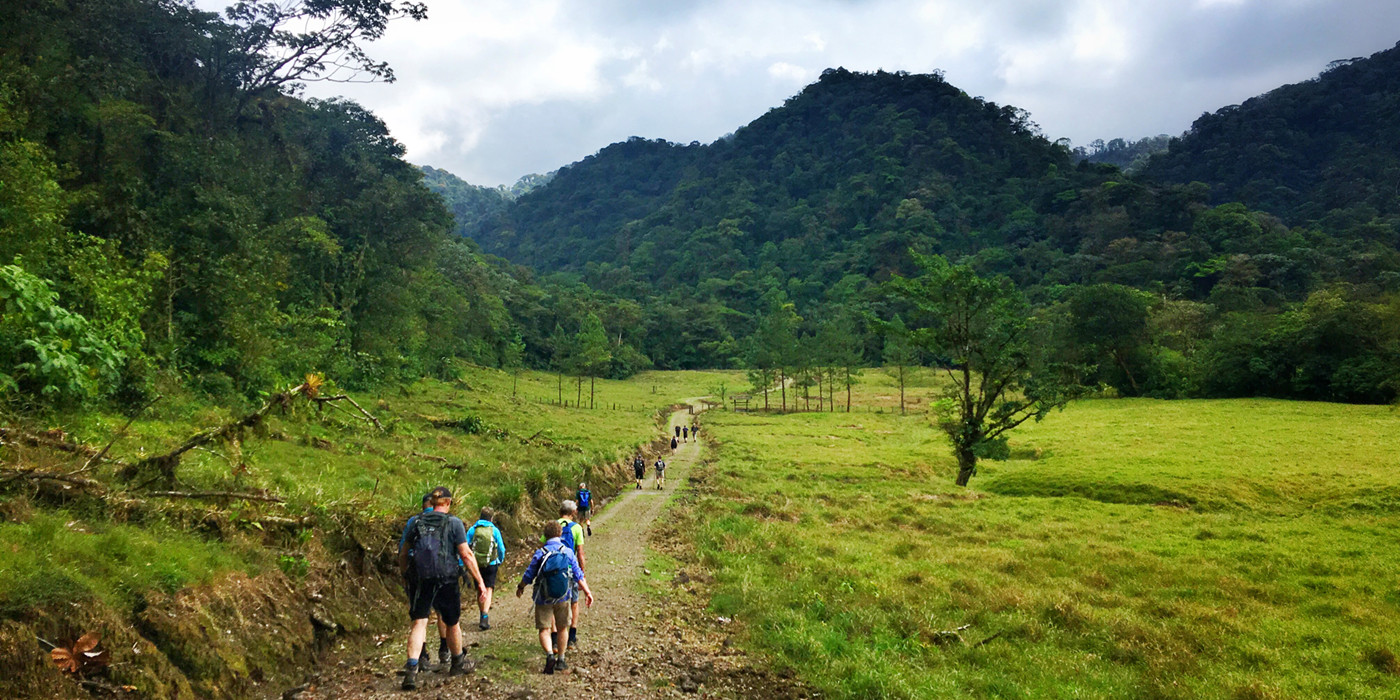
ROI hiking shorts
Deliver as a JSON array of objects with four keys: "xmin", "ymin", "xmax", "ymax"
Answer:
[
  {"xmin": 577, "ymin": 506, "xmax": 590, "ymax": 521},
  {"xmin": 408, "ymin": 576, "xmax": 461, "ymax": 626},
  {"xmin": 476, "ymin": 564, "xmax": 499, "ymax": 589},
  {"xmin": 634, "ymin": 467, "xmax": 645, "ymax": 479},
  {"xmin": 535, "ymin": 601, "xmax": 571, "ymax": 630}
]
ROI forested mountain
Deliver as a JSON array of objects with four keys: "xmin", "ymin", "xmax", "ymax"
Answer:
[
  {"xmin": 1073, "ymin": 135, "xmax": 1171, "ymax": 172},
  {"xmin": 420, "ymin": 166, "xmax": 554, "ymax": 238},
  {"xmin": 447, "ymin": 57, "xmax": 1400, "ymax": 402},
  {"xmin": 1143, "ymin": 41, "xmax": 1400, "ymax": 233}
]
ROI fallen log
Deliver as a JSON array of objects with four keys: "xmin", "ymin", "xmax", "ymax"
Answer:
[
  {"xmin": 312, "ymin": 394, "xmax": 384, "ymax": 430},
  {"xmin": 143, "ymin": 490, "xmax": 284, "ymax": 503}
]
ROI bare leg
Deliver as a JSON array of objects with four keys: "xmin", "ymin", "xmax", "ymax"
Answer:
[
  {"xmin": 538, "ymin": 627, "xmax": 555, "ymax": 654},
  {"xmin": 406, "ymin": 618, "xmax": 430, "ymax": 660},
  {"xmin": 555, "ymin": 625, "xmax": 569, "ymax": 657},
  {"xmin": 480, "ymin": 587, "xmax": 493, "ymax": 616},
  {"xmin": 446, "ymin": 623, "xmax": 462, "ymax": 655}
]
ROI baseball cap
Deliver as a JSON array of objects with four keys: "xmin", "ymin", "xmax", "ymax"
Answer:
[{"xmin": 429, "ymin": 486, "xmax": 453, "ymax": 500}]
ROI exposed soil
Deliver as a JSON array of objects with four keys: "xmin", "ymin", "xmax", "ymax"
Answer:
[{"xmin": 293, "ymin": 402, "xmax": 812, "ymax": 700}]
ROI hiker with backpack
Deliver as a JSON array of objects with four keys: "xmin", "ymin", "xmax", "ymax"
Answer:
[
  {"xmin": 576, "ymin": 482, "xmax": 593, "ymax": 536},
  {"xmin": 396, "ymin": 486, "xmax": 486, "ymax": 690},
  {"xmin": 674, "ymin": 424, "xmax": 681, "ymax": 439},
  {"xmin": 399, "ymin": 491, "xmax": 453, "ymax": 667},
  {"xmin": 465, "ymin": 507, "xmax": 506, "ymax": 631},
  {"xmin": 654, "ymin": 457, "xmax": 667, "ymax": 490},
  {"xmin": 682, "ymin": 425, "xmax": 688, "ymax": 442},
  {"xmin": 670, "ymin": 435, "xmax": 678, "ymax": 452},
  {"xmin": 633, "ymin": 454, "xmax": 646, "ymax": 490},
  {"xmin": 550, "ymin": 501, "xmax": 587, "ymax": 648},
  {"xmin": 516, "ymin": 520, "xmax": 594, "ymax": 674}
]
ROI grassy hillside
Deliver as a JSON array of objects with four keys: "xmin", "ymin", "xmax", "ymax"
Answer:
[
  {"xmin": 672, "ymin": 382, "xmax": 1400, "ymax": 698},
  {"xmin": 0, "ymin": 367, "xmax": 738, "ymax": 697}
]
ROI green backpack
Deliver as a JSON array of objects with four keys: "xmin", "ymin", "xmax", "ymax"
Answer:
[{"xmin": 470, "ymin": 525, "xmax": 499, "ymax": 565}]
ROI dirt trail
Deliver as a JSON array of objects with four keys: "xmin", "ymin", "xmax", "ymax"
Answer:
[{"xmin": 300, "ymin": 401, "xmax": 719, "ymax": 699}]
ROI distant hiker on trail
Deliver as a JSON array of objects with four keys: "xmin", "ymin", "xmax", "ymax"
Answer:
[
  {"xmin": 396, "ymin": 487, "xmax": 485, "ymax": 690},
  {"xmin": 466, "ymin": 507, "xmax": 506, "ymax": 631},
  {"xmin": 691, "ymin": 423, "xmax": 699, "ymax": 439},
  {"xmin": 682, "ymin": 425, "xmax": 689, "ymax": 442},
  {"xmin": 671, "ymin": 436, "xmax": 679, "ymax": 452},
  {"xmin": 517, "ymin": 520, "xmax": 593, "ymax": 675},
  {"xmin": 548, "ymin": 501, "xmax": 587, "ymax": 648},
  {"xmin": 674, "ymin": 425, "xmax": 681, "ymax": 439},
  {"xmin": 576, "ymin": 482, "xmax": 593, "ymax": 536},
  {"xmin": 400, "ymin": 491, "xmax": 452, "ymax": 667},
  {"xmin": 654, "ymin": 457, "xmax": 667, "ymax": 490},
  {"xmin": 633, "ymin": 454, "xmax": 646, "ymax": 490}
]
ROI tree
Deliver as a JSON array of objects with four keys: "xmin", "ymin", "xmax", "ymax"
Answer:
[
  {"xmin": 889, "ymin": 255, "xmax": 1078, "ymax": 486},
  {"xmin": 225, "ymin": 0, "xmax": 428, "ymax": 100},
  {"xmin": 744, "ymin": 294, "xmax": 800, "ymax": 412},
  {"xmin": 1067, "ymin": 284, "xmax": 1153, "ymax": 395},
  {"xmin": 881, "ymin": 315, "xmax": 916, "ymax": 415},
  {"xmin": 548, "ymin": 323, "xmax": 571, "ymax": 404},
  {"xmin": 503, "ymin": 328, "xmax": 525, "ymax": 397},
  {"xmin": 574, "ymin": 313, "xmax": 611, "ymax": 409}
]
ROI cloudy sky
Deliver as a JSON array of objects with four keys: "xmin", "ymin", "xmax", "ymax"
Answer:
[{"xmin": 213, "ymin": 0, "xmax": 1400, "ymax": 186}]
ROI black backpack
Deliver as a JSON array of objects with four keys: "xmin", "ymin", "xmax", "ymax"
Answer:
[{"xmin": 410, "ymin": 511, "xmax": 461, "ymax": 580}]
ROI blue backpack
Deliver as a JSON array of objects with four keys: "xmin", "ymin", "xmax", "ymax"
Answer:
[
  {"xmin": 410, "ymin": 512, "xmax": 461, "ymax": 580},
  {"xmin": 577, "ymin": 489, "xmax": 592, "ymax": 510},
  {"xmin": 536, "ymin": 545, "xmax": 575, "ymax": 604},
  {"xmin": 556, "ymin": 518, "xmax": 578, "ymax": 552}
]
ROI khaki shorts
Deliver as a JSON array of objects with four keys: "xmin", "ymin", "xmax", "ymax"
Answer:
[{"xmin": 534, "ymin": 601, "xmax": 571, "ymax": 631}]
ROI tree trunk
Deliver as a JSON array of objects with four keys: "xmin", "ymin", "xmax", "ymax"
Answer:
[
  {"xmin": 955, "ymin": 448, "xmax": 977, "ymax": 487},
  {"xmin": 558, "ymin": 373, "xmax": 563, "ymax": 404},
  {"xmin": 1112, "ymin": 350, "xmax": 1141, "ymax": 395},
  {"xmin": 590, "ymin": 376, "xmax": 595, "ymax": 409},
  {"xmin": 780, "ymin": 369, "xmax": 787, "ymax": 413},
  {"xmin": 804, "ymin": 379, "xmax": 810, "ymax": 412},
  {"xmin": 816, "ymin": 372, "xmax": 823, "ymax": 411},
  {"xmin": 512, "ymin": 373, "xmax": 518, "ymax": 397},
  {"xmin": 899, "ymin": 365, "xmax": 906, "ymax": 415},
  {"xmin": 846, "ymin": 366, "xmax": 851, "ymax": 412},
  {"xmin": 576, "ymin": 376, "xmax": 582, "ymax": 407}
]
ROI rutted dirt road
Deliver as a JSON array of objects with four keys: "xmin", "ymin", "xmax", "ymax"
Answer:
[{"xmin": 296, "ymin": 401, "xmax": 799, "ymax": 699}]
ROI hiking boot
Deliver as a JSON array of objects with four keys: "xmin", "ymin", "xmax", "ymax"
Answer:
[
  {"xmin": 586, "ymin": 525, "xmax": 593, "ymax": 536},
  {"xmin": 401, "ymin": 662, "xmax": 419, "ymax": 690},
  {"xmin": 542, "ymin": 654, "xmax": 557, "ymax": 675},
  {"xmin": 418, "ymin": 649, "xmax": 433, "ymax": 671},
  {"xmin": 449, "ymin": 652, "xmax": 476, "ymax": 676},
  {"xmin": 437, "ymin": 639, "xmax": 450, "ymax": 666},
  {"xmin": 555, "ymin": 655, "xmax": 570, "ymax": 673},
  {"xmin": 478, "ymin": 615, "xmax": 490, "ymax": 631}
]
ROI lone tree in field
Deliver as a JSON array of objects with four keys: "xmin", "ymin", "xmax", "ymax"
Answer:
[{"xmin": 890, "ymin": 254, "xmax": 1077, "ymax": 486}]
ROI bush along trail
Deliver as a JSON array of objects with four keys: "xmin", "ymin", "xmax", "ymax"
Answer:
[{"xmin": 300, "ymin": 400, "xmax": 809, "ymax": 699}]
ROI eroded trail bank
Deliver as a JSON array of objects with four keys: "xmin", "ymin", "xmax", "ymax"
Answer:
[{"xmin": 300, "ymin": 401, "xmax": 806, "ymax": 699}]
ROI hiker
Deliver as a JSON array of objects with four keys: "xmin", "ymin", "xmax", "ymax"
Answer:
[
  {"xmin": 670, "ymin": 435, "xmax": 678, "ymax": 452},
  {"xmin": 691, "ymin": 423, "xmax": 699, "ymax": 439},
  {"xmin": 396, "ymin": 486, "xmax": 486, "ymax": 690},
  {"xmin": 399, "ymin": 492, "xmax": 452, "ymax": 667},
  {"xmin": 654, "ymin": 457, "xmax": 666, "ymax": 490},
  {"xmin": 551, "ymin": 501, "xmax": 587, "ymax": 648},
  {"xmin": 466, "ymin": 507, "xmax": 506, "ymax": 631},
  {"xmin": 682, "ymin": 425, "xmax": 689, "ymax": 442},
  {"xmin": 674, "ymin": 424, "xmax": 681, "ymax": 439},
  {"xmin": 576, "ymin": 482, "xmax": 593, "ymax": 536},
  {"xmin": 516, "ymin": 520, "xmax": 594, "ymax": 674},
  {"xmin": 633, "ymin": 454, "xmax": 646, "ymax": 490}
]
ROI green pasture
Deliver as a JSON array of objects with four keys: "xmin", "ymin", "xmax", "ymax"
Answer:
[{"xmin": 680, "ymin": 391, "xmax": 1400, "ymax": 699}]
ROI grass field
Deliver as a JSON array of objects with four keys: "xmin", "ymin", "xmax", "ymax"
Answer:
[
  {"xmin": 0, "ymin": 367, "xmax": 740, "ymax": 619},
  {"xmin": 675, "ymin": 377, "xmax": 1400, "ymax": 699}
]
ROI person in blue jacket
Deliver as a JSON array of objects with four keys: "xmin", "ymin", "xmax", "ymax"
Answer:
[{"xmin": 465, "ymin": 507, "xmax": 506, "ymax": 631}]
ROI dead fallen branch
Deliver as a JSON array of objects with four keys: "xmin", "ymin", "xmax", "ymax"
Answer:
[
  {"xmin": 411, "ymin": 451, "xmax": 447, "ymax": 463},
  {"xmin": 312, "ymin": 394, "xmax": 384, "ymax": 431},
  {"xmin": 69, "ymin": 394, "xmax": 161, "ymax": 477},
  {"xmin": 973, "ymin": 630, "xmax": 1004, "ymax": 648},
  {"xmin": 120, "ymin": 382, "xmax": 310, "ymax": 487},
  {"xmin": 143, "ymin": 490, "xmax": 285, "ymax": 503},
  {"xmin": 0, "ymin": 468, "xmax": 107, "ymax": 492}
]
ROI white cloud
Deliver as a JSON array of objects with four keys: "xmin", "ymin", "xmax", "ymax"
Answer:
[{"xmin": 768, "ymin": 62, "xmax": 813, "ymax": 82}]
